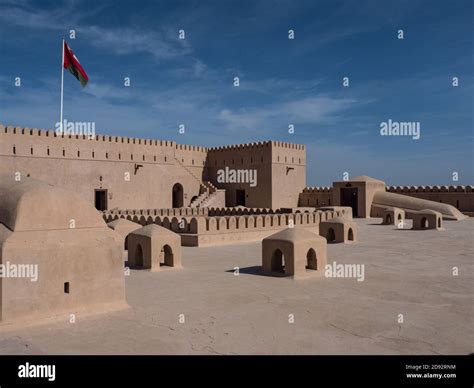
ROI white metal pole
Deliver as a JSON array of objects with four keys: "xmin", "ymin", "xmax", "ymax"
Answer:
[{"xmin": 60, "ymin": 38, "xmax": 65, "ymax": 133}]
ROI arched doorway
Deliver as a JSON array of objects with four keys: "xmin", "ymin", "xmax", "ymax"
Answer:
[
  {"xmin": 326, "ymin": 228, "xmax": 336, "ymax": 242},
  {"xmin": 386, "ymin": 214, "xmax": 392, "ymax": 224},
  {"xmin": 421, "ymin": 217, "xmax": 428, "ymax": 228},
  {"xmin": 438, "ymin": 218, "xmax": 441, "ymax": 228},
  {"xmin": 172, "ymin": 183, "xmax": 184, "ymax": 208},
  {"xmin": 271, "ymin": 249, "xmax": 285, "ymax": 273},
  {"xmin": 348, "ymin": 228, "xmax": 354, "ymax": 241},
  {"xmin": 306, "ymin": 248, "xmax": 317, "ymax": 270},
  {"xmin": 398, "ymin": 214, "xmax": 402, "ymax": 221},
  {"xmin": 161, "ymin": 245, "xmax": 174, "ymax": 266},
  {"xmin": 134, "ymin": 244, "xmax": 144, "ymax": 268}
]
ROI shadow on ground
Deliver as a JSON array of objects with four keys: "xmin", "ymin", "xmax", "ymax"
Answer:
[{"xmin": 225, "ymin": 266, "xmax": 288, "ymax": 277}]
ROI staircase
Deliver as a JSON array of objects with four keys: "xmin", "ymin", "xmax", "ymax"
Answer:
[
  {"xmin": 190, "ymin": 181, "xmax": 217, "ymax": 207},
  {"xmin": 193, "ymin": 182, "xmax": 226, "ymax": 207},
  {"xmin": 200, "ymin": 191, "xmax": 225, "ymax": 207},
  {"xmin": 174, "ymin": 156, "xmax": 223, "ymax": 207}
]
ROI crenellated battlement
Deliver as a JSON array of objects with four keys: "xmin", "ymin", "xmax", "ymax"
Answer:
[
  {"xmin": 302, "ymin": 185, "xmax": 473, "ymax": 194},
  {"xmin": 302, "ymin": 186, "xmax": 333, "ymax": 193},
  {"xmin": 103, "ymin": 207, "xmax": 348, "ymax": 246},
  {"xmin": 1, "ymin": 124, "xmax": 302, "ymax": 162},
  {"xmin": 2, "ymin": 124, "xmax": 176, "ymax": 148},
  {"xmin": 207, "ymin": 140, "xmax": 305, "ymax": 152},
  {"xmin": 208, "ymin": 141, "xmax": 271, "ymax": 152},
  {"xmin": 0, "ymin": 123, "xmax": 211, "ymax": 168},
  {"xmin": 175, "ymin": 144, "xmax": 207, "ymax": 153},
  {"xmin": 386, "ymin": 185, "xmax": 472, "ymax": 193},
  {"xmin": 102, "ymin": 206, "xmax": 282, "ymax": 220},
  {"xmin": 271, "ymin": 140, "xmax": 305, "ymax": 151}
]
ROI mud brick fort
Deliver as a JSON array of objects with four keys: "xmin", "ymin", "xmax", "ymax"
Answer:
[{"xmin": 0, "ymin": 123, "xmax": 472, "ymax": 324}]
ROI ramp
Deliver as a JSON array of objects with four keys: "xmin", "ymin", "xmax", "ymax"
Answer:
[{"xmin": 372, "ymin": 191, "xmax": 467, "ymax": 221}]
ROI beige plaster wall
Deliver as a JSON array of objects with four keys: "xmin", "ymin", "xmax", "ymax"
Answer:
[
  {"xmin": 207, "ymin": 141, "xmax": 306, "ymax": 208},
  {"xmin": 0, "ymin": 125, "xmax": 205, "ymax": 209},
  {"xmin": 0, "ymin": 227, "xmax": 125, "ymax": 323}
]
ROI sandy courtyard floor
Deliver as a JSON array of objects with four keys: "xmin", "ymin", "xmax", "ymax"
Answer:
[{"xmin": 0, "ymin": 218, "xmax": 472, "ymax": 355}]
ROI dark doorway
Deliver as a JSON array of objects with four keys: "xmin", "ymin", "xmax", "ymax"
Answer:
[
  {"xmin": 134, "ymin": 244, "xmax": 144, "ymax": 268},
  {"xmin": 340, "ymin": 188, "xmax": 358, "ymax": 217},
  {"xmin": 236, "ymin": 189, "xmax": 246, "ymax": 206},
  {"xmin": 326, "ymin": 228, "xmax": 336, "ymax": 242},
  {"xmin": 161, "ymin": 245, "xmax": 174, "ymax": 266},
  {"xmin": 348, "ymin": 228, "xmax": 354, "ymax": 241},
  {"xmin": 271, "ymin": 249, "xmax": 285, "ymax": 273},
  {"xmin": 95, "ymin": 189, "xmax": 108, "ymax": 211},
  {"xmin": 306, "ymin": 248, "xmax": 317, "ymax": 270},
  {"xmin": 172, "ymin": 183, "xmax": 184, "ymax": 208}
]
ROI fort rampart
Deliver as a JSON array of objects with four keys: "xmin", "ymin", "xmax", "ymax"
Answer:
[
  {"xmin": 299, "ymin": 184, "xmax": 474, "ymax": 215},
  {"xmin": 103, "ymin": 207, "xmax": 348, "ymax": 246}
]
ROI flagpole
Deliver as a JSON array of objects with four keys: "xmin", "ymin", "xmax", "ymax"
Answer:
[{"xmin": 60, "ymin": 38, "xmax": 65, "ymax": 133}]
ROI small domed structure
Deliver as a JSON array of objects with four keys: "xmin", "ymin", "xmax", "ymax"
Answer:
[
  {"xmin": 127, "ymin": 224, "xmax": 182, "ymax": 271},
  {"xmin": 319, "ymin": 217, "xmax": 357, "ymax": 243},
  {"xmin": 0, "ymin": 175, "xmax": 105, "ymax": 231},
  {"xmin": 381, "ymin": 207, "xmax": 405, "ymax": 226},
  {"xmin": 0, "ymin": 175, "xmax": 126, "ymax": 324},
  {"xmin": 262, "ymin": 228, "xmax": 327, "ymax": 278},
  {"xmin": 107, "ymin": 218, "xmax": 142, "ymax": 250},
  {"xmin": 411, "ymin": 209, "xmax": 442, "ymax": 230}
]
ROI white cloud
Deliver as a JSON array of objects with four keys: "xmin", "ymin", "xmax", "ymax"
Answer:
[
  {"xmin": 82, "ymin": 82, "xmax": 133, "ymax": 100},
  {"xmin": 80, "ymin": 25, "xmax": 191, "ymax": 61},
  {"xmin": 0, "ymin": 2, "xmax": 191, "ymax": 61},
  {"xmin": 217, "ymin": 96, "xmax": 358, "ymax": 131}
]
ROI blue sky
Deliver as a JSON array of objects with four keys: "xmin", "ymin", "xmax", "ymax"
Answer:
[{"xmin": 0, "ymin": 0, "xmax": 472, "ymax": 185}]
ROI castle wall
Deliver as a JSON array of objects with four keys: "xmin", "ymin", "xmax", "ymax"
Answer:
[
  {"xmin": 102, "ymin": 206, "xmax": 281, "ymax": 222},
  {"xmin": 299, "ymin": 187, "xmax": 333, "ymax": 207},
  {"xmin": 0, "ymin": 125, "xmax": 306, "ymax": 211},
  {"xmin": 372, "ymin": 190, "xmax": 467, "ymax": 220},
  {"xmin": 298, "ymin": 183, "xmax": 474, "ymax": 217},
  {"xmin": 271, "ymin": 142, "xmax": 306, "ymax": 209},
  {"xmin": 0, "ymin": 125, "xmax": 206, "ymax": 210},
  {"xmin": 206, "ymin": 142, "xmax": 273, "ymax": 208},
  {"xmin": 104, "ymin": 208, "xmax": 348, "ymax": 247},
  {"xmin": 385, "ymin": 186, "xmax": 474, "ymax": 215}
]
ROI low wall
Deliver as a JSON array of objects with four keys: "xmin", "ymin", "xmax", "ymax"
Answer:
[
  {"xmin": 299, "ymin": 185, "xmax": 474, "ymax": 216},
  {"xmin": 299, "ymin": 187, "xmax": 333, "ymax": 207},
  {"xmin": 385, "ymin": 185, "xmax": 473, "ymax": 215},
  {"xmin": 103, "ymin": 206, "xmax": 286, "ymax": 221},
  {"xmin": 103, "ymin": 207, "xmax": 209, "ymax": 219},
  {"xmin": 105, "ymin": 209, "xmax": 349, "ymax": 246}
]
